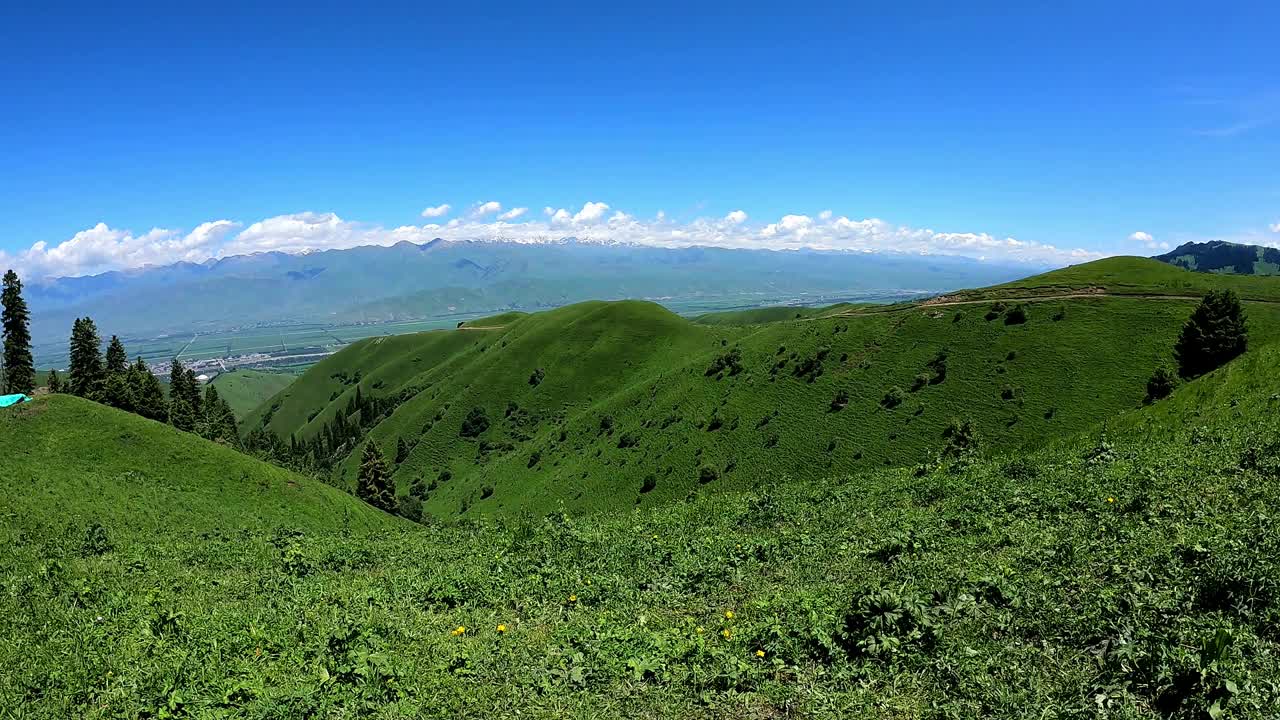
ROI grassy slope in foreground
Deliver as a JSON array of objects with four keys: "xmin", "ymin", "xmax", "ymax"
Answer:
[
  {"xmin": 248, "ymin": 287, "xmax": 1280, "ymax": 517},
  {"xmin": 211, "ymin": 369, "xmax": 296, "ymax": 420},
  {"xmin": 0, "ymin": 395, "xmax": 394, "ymax": 537},
  {"xmin": 8, "ymin": 344, "xmax": 1280, "ymax": 716}
]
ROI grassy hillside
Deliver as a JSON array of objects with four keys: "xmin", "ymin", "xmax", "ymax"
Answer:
[
  {"xmin": 211, "ymin": 369, "xmax": 296, "ymax": 419},
  {"xmin": 245, "ymin": 281, "xmax": 1280, "ymax": 518},
  {"xmin": 964, "ymin": 256, "xmax": 1280, "ymax": 303},
  {"xmin": 7, "ymin": 342, "xmax": 1280, "ymax": 716},
  {"xmin": 692, "ymin": 302, "xmax": 856, "ymax": 325},
  {"xmin": 0, "ymin": 394, "xmax": 394, "ymax": 537}
]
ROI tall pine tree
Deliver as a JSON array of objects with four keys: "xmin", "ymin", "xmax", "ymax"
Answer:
[
  {"xmin": 357, "ymin": 440, "xmax": 396, "ymax": 512},
  {"xmin": 46, "ymin": 368, "xmax": 63, "ymax": 393},
  {"xmin": 1, "ymin": 269, "xmax": 35, "ymax": 395},
  {"xmin": 131, "ymin": 358, "xmax": 168, "ymax": 422},
  {"xmin": 105, "ymin": 336, "xmax": 128, "ymax": 375},
  {"xmin": 68, "ymin": 317, "xmax": 105, "ymax": 398}
]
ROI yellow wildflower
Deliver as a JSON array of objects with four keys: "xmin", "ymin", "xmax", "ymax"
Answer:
[
  {"xmin": 756, "ymin": 650, "xmax": 766, "ymax": 658},
  {"xmin": 496, "ymin": 624, "xmax": 507, "ymax": 633},
  {"xmin": 722, "ymin": 628, "xmax": 731, "ymax": 639},
  {"xmin": 451, "ymin": 626, "xmax": 466, "ymax": 636},
  {"xmin": 1106, "ymin": 497, "xmax": 1115, "ymax": 503},
  {"xmin": 569, "ymin": 594, "xmax": 578, "ymax": 603},
  {"xmin": 724, "ymin": 610, "xmax": 734, "ymax": 620}
]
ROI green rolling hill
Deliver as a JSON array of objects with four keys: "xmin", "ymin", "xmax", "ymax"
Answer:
[
  {"xmin": 7, "ymin": 327, "xmax": 1280, "ymax": 716},
  {"xmin": 241, "ymin": 256, "xmax": 1280, "ymax": 519},
  {"xmin": 210, "ymin": 369, "xmax": 297, "ymax": 420},
  {"xmin": 0, "ymin": 394, "xmax": 395, "ymax": 537}
]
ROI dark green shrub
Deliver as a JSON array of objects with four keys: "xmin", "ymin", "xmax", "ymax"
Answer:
[
  {"xmin": 830, "ymin": 389, "xmax": 850, "ymax": 412},
  {"xmin": 528, "ymin": 368, "xmax": 545, "ymax": 386},
  {"xmin": 1004, "ymin": 304, "xmax": 1027, "ymax": 325},
  {"xmin": 460, "ymin": 407, "xmax": 490, "ymax": 437},
  {"xmin": 1146, "ymin": 367, "xmax": 1177, "ymax": 402},
  {"xmin": 698, "ymin": 465, "xmax": 718, "ymax": 484},
  {"xmin": 640, "ymin": 474, "xmax": 657, "ymax": 494},
  {"xmin": 397, "ymin": 496, "xmax": 424, "ymax": 523},
  {"xmin": 881, "ymin": 387, "xmax": 905, "ymax": 409},
  {"xmin": 80, "ymin": 523, "xmax": 113, "ymax": 557},
  {"xmin": 910, "ymin": 373, "xmax": 929, "ymax": 392}
]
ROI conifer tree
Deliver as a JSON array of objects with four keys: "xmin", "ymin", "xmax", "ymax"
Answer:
[
  {"xmin": 169, "ymin": 395, "xmax": 195, "ymax": 432},
  {"xmin": 68, "ymin": 317, "xmax": 105, "ymax": 398},
  {"xmin": 1, "ymin": 269, "xmax": 35, "ymax": 395},
  {"xmin": 185, "ymin": 368, "xmax": 202, "ymax": 417},
  {"xmin": 1174, "ymin": 290, "xmax": 1248, "ymax": 378},
  {"xmin": 131, "ymin": 358, "xmax": 167, "ymax": 422},
  {"xmin": 395, "ymin": 436, "xmax": 411, "ymax": 464},
  {"xmin": 46, "ymin": 369, "xmax": 63, "ymax": 393},
  {"xmin": 357, "ymin": 440, "xmax": 396, "ymax": 512},
  {"xmin": 102, "ymin": 371, "xmax": 136, "ymax": 412},
  {"xmin": 105, "ymin": 336, "xmax": 128, "ymax": 375}
]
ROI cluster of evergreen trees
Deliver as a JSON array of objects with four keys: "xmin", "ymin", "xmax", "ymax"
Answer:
[
  {"xmin": 246, "ymin": 385, "xmax": 412, "ymax": 471},
  {"xmin": 62, "ymin": 316, "xmax": 240, "ymax": 444}
]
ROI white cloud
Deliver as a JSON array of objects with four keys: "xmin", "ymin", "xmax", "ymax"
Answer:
[
  {"xmin": 1129, "ymin": 231, "xmax": 1155, "ymax": 245},
  {"xmin": 573, "ymin": 201, "xmax": 610, "ymax": 223},
  {"xmin": 818, "ymin": 210, "xmax": 833, "ymax": 220},
  {"xmin": 471, "ymin": 201, "xmax": 502, "ymax": 217},
  {"xmin": 4, "ymin": 202, "xmax": 1119, "ymax": 279},
  {"xmin": 1270, "ymin": 222, "xmax": 1280, "ymax": 233},
  {"xmin": 420, "ymin": 203, "xmax": 451, "ymax": 218}
]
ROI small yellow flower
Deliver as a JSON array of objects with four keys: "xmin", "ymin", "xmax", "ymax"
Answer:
[
  {"xmin": 586, "ymin": 579, "xmax": 592, "ymax": 585},
  {"xmin": 496, "ymin": 624, "xmax": 507, "ymax": 633},
  {"xmin": 652, "ymin": 534, "xmax": 658, "ymax": 539},
  {"xmin": 451, "ymin": 626, "xmax": 466, "ymax": 636},
  {"xmin": 1106, "ymin": 497, "xmax": 1115, "ymax": 504},
  {"xmin": 568, "ymin": 594, "xmax": 577, "ymax": 603},
  {"xmin": 724, "ymin": 610, "xmax": 734, "ymax": 620},
  {"xmin": 722, "ymin": 628, "xmax": 731, "ymax": 639},
  {"xmin": 755, "ymin": 649, "xmax": 766, "ymax": 658}
]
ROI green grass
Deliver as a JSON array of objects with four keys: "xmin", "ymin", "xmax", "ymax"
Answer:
[
  {"xmin": 0, "ymin": 395, "xmax": 394, "ymax": 538},
  {"xmin": 692, "ymin": 302, "xmax": 857, "ymax": 325},
  {"xmin": 7, "ymin": 343, "xmax": 1280, "ymax": 716},
  {"xmin": 245, "ymin": 290, "xmax": 1280, "ymax": 518},
  {"xmin": 211, "ymin": 369, "xmax": 297, "ymax": 419},
  {"xmin": 985, "ymin": 256, "xmax": 1280, "ymax": 302}
]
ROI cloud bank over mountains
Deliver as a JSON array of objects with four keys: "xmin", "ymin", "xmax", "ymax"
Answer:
[{"xmin": 2, "ymin": 201, "xmax": 1109, "ymax": 279}]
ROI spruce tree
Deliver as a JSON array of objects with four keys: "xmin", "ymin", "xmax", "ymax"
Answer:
[
  {"xmin": 1, "ymin": 269, "xmax": 35, "ymax": 395},
  {"xmin": 68, "ymin": 317, "xmax": 105, "ymax": 398},
  {"xmin": 102, "ymin": 371, "xmax": 136, "ymax": 412},
  {"xmin": 131, "ymin": 358, "xmax": 168, "ymax": 422},
  {"xmin": 395, "ymin": 436, "xmax": 411, "ymax": 464},
  {"xmin": 46, "ymin": 369, "xmax": 62, "ymax": 393},
  {"xmin": 185, "ymin": 368, "xmax": 202, "ymax": 417},
  {"xmin": 169, "ymin": 395, "xmax": 195, "ymax": 432},
  {"xmin": 357, "ymin": 441, "xmax": 396, "ymax": 512},
  {"xmin": 1174, "ymin": 290, "xmax": 1248, "ymax": 378},
  {"xmin": 105, "ymin": 336, "xmax": 128, "ymax": 375}
]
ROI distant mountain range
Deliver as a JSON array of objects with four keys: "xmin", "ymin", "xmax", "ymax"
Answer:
[
  {"xmin": 23, "ymin": 239, "xmax": 1038, "ymax": 345},
  {"xmin": 1154, "ymin": 240, "xmax": 1280, "ymax": 276}
]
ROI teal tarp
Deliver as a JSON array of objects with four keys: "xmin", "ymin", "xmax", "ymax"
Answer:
[{"xmin": 0, "ymin": 394, "xmax": 32, "ymax": 408}]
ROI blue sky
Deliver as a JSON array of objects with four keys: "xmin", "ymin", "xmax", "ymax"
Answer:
[{"xmin": 1, "ymin": 1, "xmax": 1277, "ymax": 276}]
